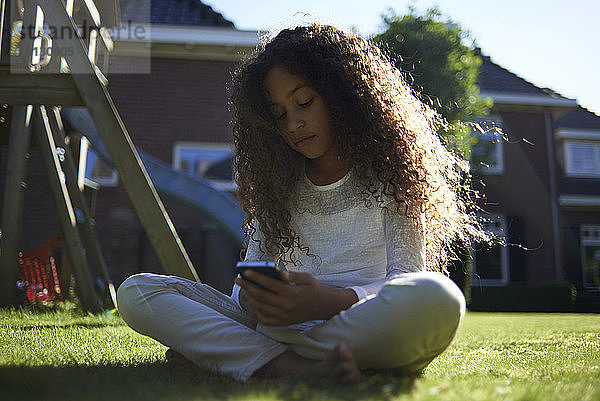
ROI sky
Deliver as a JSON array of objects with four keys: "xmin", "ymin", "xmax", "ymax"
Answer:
[{"xmin": 203, "ymin": 0, "xmax": 600, "ymax": 116}]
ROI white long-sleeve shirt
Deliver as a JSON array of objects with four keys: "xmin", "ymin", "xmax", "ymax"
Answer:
[{"xmin": 231, "ymin": 169, "xmax": 426, "ymax": 308}]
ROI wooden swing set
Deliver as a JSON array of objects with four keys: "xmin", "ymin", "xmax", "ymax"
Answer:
[{"xmin": 0, "ymin": 0, "xmax": 200, "ymax": 312}]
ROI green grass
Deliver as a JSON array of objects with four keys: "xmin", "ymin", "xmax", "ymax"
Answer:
[{"xmin": 1, "ymin": 303, "xmax": 598, "ymax": 401}]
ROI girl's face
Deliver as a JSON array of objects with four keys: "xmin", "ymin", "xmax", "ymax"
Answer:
[{"xmin": 264, "ymin": 67, "xmax": 338, "ymax": 164}]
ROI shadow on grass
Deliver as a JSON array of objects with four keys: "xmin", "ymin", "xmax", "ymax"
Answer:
[
  {"xmin": 12, "ymin": 322, "xmax": 124, "ymax": 330},
  {"xmin": 0, "ymin": 361, "xmax": 417, "ymax": 401}
]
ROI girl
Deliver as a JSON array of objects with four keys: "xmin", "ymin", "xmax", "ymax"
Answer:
[{"xmin": 117, "ymin": 24, "xmax": 483, "ymax": 382}]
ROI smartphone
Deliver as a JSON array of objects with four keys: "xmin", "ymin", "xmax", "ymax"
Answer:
[{"xmin": 235, "ymin": 261, "xmax": 283, "ymax": 290}]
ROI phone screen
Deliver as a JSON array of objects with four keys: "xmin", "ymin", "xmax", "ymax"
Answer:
[{"xmin": 235, "ymin": 261, "xmax": 282, "ymax": 290}]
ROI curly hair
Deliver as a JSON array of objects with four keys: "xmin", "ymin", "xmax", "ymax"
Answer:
[{"xmin": 229, "ymin": 24, "xmax": 486, "ymax": 272}]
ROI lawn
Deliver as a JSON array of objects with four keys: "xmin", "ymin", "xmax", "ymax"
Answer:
[{"xmin": 0, "ymin": 304, "xmax": 598, "ymax": 401}]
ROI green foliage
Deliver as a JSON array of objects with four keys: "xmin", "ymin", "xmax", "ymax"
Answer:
[
  {"xmin": 1, "ymin": 306, "xmax": 599, "ymax": 401},
  {"xmin": 374, "ymin": 6, "xmax": 493, "ymax": 158}
]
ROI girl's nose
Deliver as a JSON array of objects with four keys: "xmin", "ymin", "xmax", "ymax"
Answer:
[{"xmin": 287, "ymin": 115, "xmax": 305, "ymax": 132}]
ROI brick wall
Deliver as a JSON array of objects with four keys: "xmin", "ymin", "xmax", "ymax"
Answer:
[
  {"xmin": 480, "ymin": 111, "xmax": 556, "ymax": 283},
  {"xmin": 108, "ymin": 57, "xmax": 236, "ymax": 162},
  {"xmin": 0, "ymin": 144, "xmax": 62, "ymax": 252}
]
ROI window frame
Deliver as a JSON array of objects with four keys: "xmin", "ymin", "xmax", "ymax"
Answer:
[
  {"xmin": 580, "ymin": 225, "xmax": 600, "ymax": 289},
  {"xmin": 84, "ymin": 145, "xmax": 119, "ymax": 187},
  {"xmin": 172, "ymin": 141, "xmax": 236, "ymax": 191},
  {"xmin": 470, "ymin": 115, "xmax": 505, "ymax": 175},
  {"xmin": 472, "ymin": 214, "xmax": 509, "ymax": 286},
  {"xmin": 563, "ymin": 141, "xmax": 600, "ymax": 178}
]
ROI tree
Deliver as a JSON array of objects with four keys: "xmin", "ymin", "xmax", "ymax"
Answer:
[{"xmin": 373, "ymin": 7, "xmax": 492, "ymax": 158}]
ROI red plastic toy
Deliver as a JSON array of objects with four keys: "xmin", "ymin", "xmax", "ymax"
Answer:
[{"xmin": 18, "ymin": 235, "xmax": 64, "ymax": 303}]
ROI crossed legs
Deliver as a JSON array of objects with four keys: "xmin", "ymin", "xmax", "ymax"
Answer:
[{"xmin": 117, "ymin": 272, "xmax": 465, "ymax": 382}]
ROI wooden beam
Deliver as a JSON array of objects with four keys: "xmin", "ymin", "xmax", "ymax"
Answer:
[
  {"xmin": 34, "ymin": 105, "xmax": 101, "ymax": 313},
  {"xmin": 89, "ymin": 0, "xmax": 121, "ymax": 27},
  {"xmin": 0, "ymin": 70, "xmax": 84, "ymax": 105},
  {"xmin": 0, "ymin": 106, "xmax": 33, "ymax": 306},
  {"xmin": 15, "ymin": 0, "xmax": 39, "ymax": 73},
  {"xmin": 48, "ymin": 107, "xmax": 117, "ymax": 309},
  {"xmin": 42, "ymin": 0, "xmax": 200, "ymax": 282},
  {"xmin": 0, "ymin": 0, "xmax": 11, "ymax": 63}
]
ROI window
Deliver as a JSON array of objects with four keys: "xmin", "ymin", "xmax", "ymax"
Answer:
[
  {"xmin": 470, "ymin": 115, "xmax": 504, "ymax": 174},
  {"xmin": 472, "ymin": 215, "xmax": 509, "ymax": 286},
  {"xmin": 564, "ymin": 141, "xmax": 600, "ymax": 177},
  {"xmin": 581, "ymin": 226, "xmax": 600, "ymax": 288},
  {"xmin": 172, "ymin": 142, "xmax": 236, "ymax": 191},
  {"xmin": 84, "ymin": 148, "xmax": 118, "ymax": 186}
]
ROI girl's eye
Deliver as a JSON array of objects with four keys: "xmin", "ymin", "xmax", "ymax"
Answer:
[
  {"xmin": 299, "ymin": 98, "xmax": 313, "ymax": 107},
  {"xmin": 270, "ymin": 106, "xmax": 285, "ymax": 121}
]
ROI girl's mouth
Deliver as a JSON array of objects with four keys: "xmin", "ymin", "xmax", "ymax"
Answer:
[{"xmin": 295, "ymin": 135, "xmax": 316, "ymax": 147}]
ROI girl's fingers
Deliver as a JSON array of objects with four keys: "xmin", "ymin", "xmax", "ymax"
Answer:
[
  {"xmin": 283, "ymin": 271, "xmax": 314, "ymax": 285},
  {"xmin": 246, "ymin": 297, "xmax": 289, "ymax": 324},
  {"xmin": 237, "ymin": 275, "xmax": 284, "ymax": 307},
  {"xmin": 255, "ymin": 303, "xmax": 287, "ymax": 320},
  {"xmin": 241, "ymin": 270, "xmax": 289, "ymax": 295}
]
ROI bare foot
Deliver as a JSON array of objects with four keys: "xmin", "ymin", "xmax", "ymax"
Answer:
[
  {"xmin": 254, "ymin": 342, "xmax": 361, "ymax": 382},
  {"xmin": 323, "ymin": 343, "xmax": 361, "ymax": 382},
  {"xmin": 165, "ymin": 348, "xmax": 195, "ymax": 368}
]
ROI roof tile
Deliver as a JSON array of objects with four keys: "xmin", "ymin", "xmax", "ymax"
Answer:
[
  {"xmin": 119, "ymin": 0, "xmax": 234, "ymax": 27},
  {"xmin": 556, "ymin": 105, "xmax": 600, "ymax": 130},
  {"xmin": 477, "ymin": 53, "xmax": 564, "ymax": 98}
]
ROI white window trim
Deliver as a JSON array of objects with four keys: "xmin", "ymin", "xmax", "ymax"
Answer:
[
  {"xmin": 89, "ymin": 170, "xmax": 119, "ymax": 186},
  {"xmin": 479, "ymin": 91, "xmax": 577, "ymax": 108},
  {"xmin": 472, "ymin": 215, "xmax": 509, "ymax": 286},
  {"xmin": 559, "ymin": 195, "xmax": 600, "ymax": 207},
  {"xmin": 555, "ymin": 128, "xmax": 600, "ymax": 140},
  {"xmin": 580, "ymin": 225, "xmax": 600, "ymax": 289},
  {"xmin": 85, "ymin": 148, "xmax": 119, "ymax": 187},
  {"xmin": 172, "ymin": 142, "xmax": 236, "ymax": 190},
  {"xmin": 563, "ymin": 140, "xmax": 600, "ymax": 178},
  {"xmin": 471, "ymin": 115, "xmax": 504, "ymax": 175},
  {"xmin": 486, "ymin": 138, "xmax": 504, "ymax": 175}
]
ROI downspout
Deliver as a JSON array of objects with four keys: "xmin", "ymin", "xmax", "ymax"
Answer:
[{"xmin": 544, "ymin": 108, "xmax": 563, "ymax": 281}]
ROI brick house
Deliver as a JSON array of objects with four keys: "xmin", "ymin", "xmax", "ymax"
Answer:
[
  {"xmin": 556, "ymin": 106, "xmax": 600, "ymax": 295},
  {"xmin": 470, "ymin": 53, "xmax": 600, "ymax": 310}
]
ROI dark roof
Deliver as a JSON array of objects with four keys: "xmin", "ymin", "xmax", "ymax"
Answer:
[
  {"xmin": 476, "ymin": 50, "xmax": 570, "ymax": 100},
  {"xmin": 119, "ymin": 0, "xmax": 234, "ymax": 27},
  {"xmin": 556, "ymin": 105, "xmax": 600, "ymax": 130},
  {"xmin": 474, "ymin": 50, "xmax": 600, "ymax": 130}
]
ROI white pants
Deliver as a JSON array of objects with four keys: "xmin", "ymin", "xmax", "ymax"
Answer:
[{"xmin": 116, "ymin": 272, "xmax": 465, "ymax": 382}]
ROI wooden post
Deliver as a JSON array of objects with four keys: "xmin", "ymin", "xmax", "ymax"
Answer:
[
  {"xmin": 74, "ymin": 135, "xmax": 88, "ymax": 191},
  {"xmin": 17, "ymin": 0, "xmax": 38, "ymax": 72},
  {"xmin": 47, "ymin": 107, "xmax": 117, "ymax": 308},
  {"xmin": 0, "ymin": 106, "xmax": 33, "ymax": 306},
  {"xmin": 34, "ymin": 105, "xmax": 101, "ymax": 312},
  {"xmin": 41, "ymin": 0, "xmax": 199, "ymax": 282},
  {"xmin": 0, "ymin": 0, "xmax": 12, "ymax": 63}
]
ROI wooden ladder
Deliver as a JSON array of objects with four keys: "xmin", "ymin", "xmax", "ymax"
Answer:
[{"xmin": 0, "ymin": 0, "xmax": 199, "ymax": 312}]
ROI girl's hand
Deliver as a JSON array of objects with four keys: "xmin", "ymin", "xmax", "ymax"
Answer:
[
  {"xmin": 234, "ymin": 270, "xmax": 358, "ymax": 326},
  {"xmin": 238, "ymin": 287, "xmax": 258, "ymax": 318}
]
